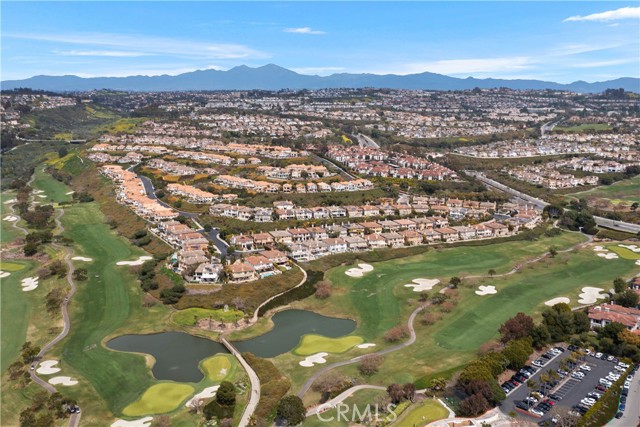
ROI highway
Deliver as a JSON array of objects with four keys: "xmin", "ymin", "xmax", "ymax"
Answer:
[
  {"xmin": 355, "ymin": 133, "xmax": 380, "ymax": 149},
  {"xmin": 308, "ymin": 152, "xmax": 356, "ymax": 180},
  {"xmin": 468, "ymin": 172, "xmax": 640, "ymax": 234}
]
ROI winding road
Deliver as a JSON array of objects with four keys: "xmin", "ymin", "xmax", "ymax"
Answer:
[{"xmin": 220, "ymin": 338, "xmax": 261, "ymax": 427}]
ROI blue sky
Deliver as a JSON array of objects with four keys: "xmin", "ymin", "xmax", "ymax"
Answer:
[{"xmin": 2, "ymin": 2, "xmax": 639, "ymax": 82}]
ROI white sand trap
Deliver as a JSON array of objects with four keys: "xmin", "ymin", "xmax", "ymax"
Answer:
[
  {"xmin": 0, "ymin": 271, "xmax": 10, "ymax": 278},
  {"xmin": 636, "ymin": 260, "xmax": 640, "ymax": 266},
  {"xmin": 111, "ymin": 417, "xmax": 153, "ymax": 427},
  {"xmin": 597, "ymin": 252, "xmax": 619, "ymax": 259},
  {"xmin": 619, "ymin": 244, "xmax": 640, "ymax": 253},
  {"xmin": 3, "ymin": 215, "xmax": 19, "ymax": 222},
  {"xmin": 545, "ymin": 297, "xmax": 571, "ymax": 306},
  {"xmin": 593, "ymin": 246, "xmax": 605, "ymax": 252},
  {"xmin": 299, "ymin": 352, "xmax": 329, "ymax": 367},
  {"xmin": 405, "ymin": 278, "xmax": 440, "ymax": 292},
  {"xmin": 356, "ymin": 343, "xmax": 376, "ymax": 349},
  {"xmin": 65, "ymin": 191, "xmax": 75, "ymax": 195},
  {"xmin": 48, "ymin": 376, "xmax": 78, "ymax": 386},
  {"xmin": 37, "ymin": 195, "xmax": 47, "ymax": 198},
  {"xmin": 116, "ymin": 256, "xmax": 153, "ymax": 266},
  {"xmin": 20, "ymin": 277, "xmax": 39, "ymax": 292},
  {"xmin": 72, "ymin": 256, "xmax": 93, "ymax": 262},
  {"xmin": 4, "ymin": 199, "xmax": 17, "ymax": 204},
  {"xmin": 37, "ymin": 360, "xmax": 61, "ymax": 375},
  {"xmin": 475, "ymin": 285, "xmax": 497, "ymax": 296},
  {"xmin": 185, "ymin": 385, "xmax": 220, "ymax": 408},
  {"xmin": 578, "ymin": 287, "xmax": 607, "ymax": 304},
  {"xmin": 33, "ymin": 190, "xmax": 44, "ymax": 194},
  {"xmin": 345, "ymin": 263, "xmax": 374, "ymax": 278}
]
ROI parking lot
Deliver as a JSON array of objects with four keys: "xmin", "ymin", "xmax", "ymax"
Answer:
[{"xmin": 500, "ymin": 347, "xmax": 624, "ymax": 424}]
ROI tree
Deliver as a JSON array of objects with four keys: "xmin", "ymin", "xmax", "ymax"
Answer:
[
  {"xmin": 573, "ymin": 311, "xmax": 590, "ymax": 334},
  {"xmin": 449, "ymin": 276, "xmax": 462, "ymax": 289},
  {"xmin": 215, "ymin": 381, "xmax": 236, "ymax": 406},
  {"xmin": 458, "ymin": 393, "xmax": 490, "ymax": 416},
  {"xmin": 72, "ymin": 268, "xmax": 88, "ymax": 281},
  {"xmin": 24, "ymin": 242, "xmax": 38, "ymax": 256},
  {"xmin": 276, "ymin": 395, "xmax": 305, "ymax": 426},
  {"xmin": 613, "ymin": 277, "xmax": 628, "ymax": 294},
  {"xmin": 488, "ymin": 269, "xmax": 496, "ymax": 277},
  {"xmin": 613, "ymin": 289, "xmax": 639, "ymax": 308},
  {"xmin": 58, "ymin": 148, "xmax": 68, "ymax": 158},
  {"xmin": 499, "ymin": 312, "xmax": 534, "ymax": 343},
  {"xmin": 549, "ymin": 246, "xmax": 558, "ymax": 258},
  {"xmin": 403, "ymin": 383, "xmax": 416, "ymax": 402},
  {"xmin": 542, "ymin": 304, "xmax": 575, "ymax": 341},
  {"xmin": 383, "ymin": 325, "xmax": 410, "ymax": 342},
  {"xmin": 358, "ymin": 354, "xmax": 383, "ymax": 375},
  {"xmin": 314, "ymin": 281, "xmax": 331, "ymax": 299},
  {"xmin": 387, "ymin": 383, "xmax": 405, "ymax": 404},
  {"xmin": 531, "ymin": 324, "xmax": 551, "ymax": 348},
  {"xmin": 428, "ymin": 377, "xmax": 447, "ymax": 393},
  {"xmin": 502, "ymin": 339, "xmax": 533, "ymax": 370},
  {"xmin": 597, "ymin": 322, "xmax": 626, "ymax": 343}
]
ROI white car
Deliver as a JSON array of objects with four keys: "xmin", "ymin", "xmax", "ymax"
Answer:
[
  {"xmin": 531, "ymin": 408, "xmax": 545, "ymax": 416},
  {"xmin": 600, "ymin": 378, "xmax": 613, "ymax": 387},
  {"xmin": 624, "ymin": 381, "xmax": 631, "ymax": 389},
  {"xmin": 580, "ymin": 364, "xmax": 592, "ymax": 371},
  {"xmin": 618, "ymin": 362, "xmax": 629, "ymax": 369},
  {"xmin": 607, "ymin": 355, "xmax": 615, "ymax": 361},
  {"xmin": 595, "ymin": 352, "xmax": 603, "ymax": 359},
  {"xmin": 581, "ymin": 398, "xmax": 596, "ymax": 405},
  {"xmin": 615, "ymin": 365, "xmax": 627, "ymax": 372},
  {"xmin": 572, "ymin": 372, "xmax": 585, "ymax": 379},
  {"xmin": 549, "ymin": 348, "xmax": 561, "ymax": 356}
]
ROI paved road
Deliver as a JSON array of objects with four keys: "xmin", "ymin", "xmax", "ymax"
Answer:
[
  {"xmin": 306, "ymin": 385, "xmax": 386, "ymax": 417},
  {"xmin": 203, "ymin": 228, "xmax": 228, "ymax": 256},
  {"xmin": 469, "ymin": 172, "xmax": 640, "ymax": 234},
  {"xmin": 308, "ymin": 153, "xmax": 356, "ymax": 181},
  {"xmin": 298, "ymin": 303, "xmax": 429, "ymax": 398},
  {"xmin": 138, "ymin": 174, "xmax": 199, "ymax": 219},
  {"xmin": 355, "ymin": 133, "xmax": 380, "ymax": 149},
  {"xmin": 608, "ymin": 369, "xmax": 640, "ymax": 427},
  {"xmin": 250, "ymin": 264, "xmax": 307, "ymax": 323},
  {"xmin": 541, "ymin": 118, "xmax": 562, "ymax": 136},
  {"xmin": 220, "ymin": 338, "xmax": 260, "ymax": 427}
]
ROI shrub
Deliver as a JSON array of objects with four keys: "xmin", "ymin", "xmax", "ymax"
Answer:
[
  {"xmin": 358, "ymin": 354, "xmax": 383, "ymax": 375},
  {"xmin": 383, "ymin": 325, "xmax": 410, "ymax": 342}
]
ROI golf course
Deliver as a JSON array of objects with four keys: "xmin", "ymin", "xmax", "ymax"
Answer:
[{"xmin": 568, "ymin": 174, "xmax": 640, "ymax": 205}]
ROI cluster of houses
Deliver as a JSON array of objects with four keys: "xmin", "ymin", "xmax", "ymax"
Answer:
[
  {"xmin": 100, "ymin": 165, "xmax": 179, "ymax": 221},
  {"xmin": 208, "ymin": 196, "xmax": 524, "ymax": 224},
  {"xmin": 166, "ymin": 183, "xmax": 217, "ymax": 204},
  {"xmin": 256, "ymin": 164, "xmax": 333, "ymax": 180},
  {"xmin": 327, "ymin": 146, "xmax": 456, "ymax": 181},
  {"xmin": 588, "ymin": 303, "xmax": 640, "ymax": 332},
  {"xmin": 550, "ymin": 158, "xmax": 638, "ymax": 174},
  {"xmin": 214, "ymin": 175, "xmax": 374, "ymax": 194},
  {"xmin": 147, "ymin": 159, "xmax": 199, "ymax": 176},
  {"xmin": 229, "ymin": 217, "xmax": 519, "ymax": 263},
  {"xmin": 507, "ymin": 165, "xmax": 599, "ymax": 189}
]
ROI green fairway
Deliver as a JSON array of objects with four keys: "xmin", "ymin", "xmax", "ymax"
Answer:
[
  {"xmin": 1, "ymin": 192, "xmax": 20, "ymax": 244},
  {"xmin": 55, "ymin": 201, "xmax": 172, "ymax": 414},
  {"xmin": 31, "ymin": 166, "xmax": 72, "ymax": 204},
  {"xmin": 0, "ymin": 260, "xmax": 35, "ymax": 372},
  {"xmin": 122, "ymin": 383, "xmax": 194, "ymax": 417},
  {"xmin": 0, "ymin": 262, "xmax": 27, "ymax": 272},
  {"xmin": 201, "ymin": 354, "xmax": 235, "ymax": 382},
  {"xmin": 393, "ymin": 399, "xmax": 449, "ymax": 426},
  {"xmin": 294, "ymin": 335, "xmax": 364, "ymax": 356},
  {"xmin": 172, "ymin": 307, "xmax": 244, "ymax": 326},
  {"xmin": 568, "ymin": 175, "xmax": 640, "ymax": 203},
  {"xmin": 607, "ymin": 245, "xmax": 640, "ymax": 260}
]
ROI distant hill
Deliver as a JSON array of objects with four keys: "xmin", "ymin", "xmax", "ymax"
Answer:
[{"xmin": 2, "ymin": 64, "xmax": 638, "ymax": 93}]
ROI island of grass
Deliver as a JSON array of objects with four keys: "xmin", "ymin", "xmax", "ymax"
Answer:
[
  {"xmin": 294, "ymin": 335, "xmax": 364, "ymax": 356},
  {"xmin": 201, "ymin": 354, "xmax": 236, "ymax": 382},
  {"xmin": 393, "ymin": 399, "xmax": 450, "ymax": 426},
  {"xmin": 123, "ymin": 383, "xmax": 195, "ymax": 417}
]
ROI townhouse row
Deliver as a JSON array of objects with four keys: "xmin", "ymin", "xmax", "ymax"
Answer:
[{"xmin": 214, "ymin": 175, "xmax": 374, "ymax": 194}]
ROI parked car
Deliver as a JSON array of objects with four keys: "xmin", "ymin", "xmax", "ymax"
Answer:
[
  {"xmin": 615, "ymin": 411, "xmax": 623, "ymax": 419},
  {"xmin": 595, "ymin": 352, "xmax": 604, "ymax": 359},
  {"xmin": 580, "ymin": 364, "xmax": 592, "ymax": 371}
]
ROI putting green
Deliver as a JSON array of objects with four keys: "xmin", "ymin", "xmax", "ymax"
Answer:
[
  {"xmin": 172, "ymin": 307, "xmax": 244, "ymax": 326},
  {"xmin": 607, "ymin": 245, "xmax": 640, "ymax": 260},
  {"xmin": 0, "ymin": 262, "xmax": 26, "ymax": 272},
  {"xmin": 294, "ymin": 334, "xmax": 364, "ymax": 356},
  {"xmin": 122, "ymin": 383, "xmax": 194, "ymax": 416},
  {"xmin": 394, "ymin": 399, "xmax": 449, "ymax": 426},
  {"xmin": 201, "ymin": 354, "xmax": 234, "ymax": 382}
]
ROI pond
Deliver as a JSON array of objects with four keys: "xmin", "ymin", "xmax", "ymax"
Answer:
[{"xmin": 106, "ymin": 309, "xmax": 356, "ymax": 382}]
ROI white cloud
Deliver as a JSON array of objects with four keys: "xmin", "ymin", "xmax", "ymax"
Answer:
[
  {"xmin": 6, "ymin": 32, "xmax": 269, "ymax": 60},
  {"xmin": 55, "ymin": 50, "xmax": 150, "ymax": 57},
  {"xmin": 389, "ymin": 57, "xmax": 536, "ymax": 76},
  {"xmin": 564, "ymin": 7, "xmax": 640, "ymax": 22},
  {"xmin": 551, "ymin": 43, "xmax": 622, "ymax": 56},
  {"xmin": 569, "ymin": 58, "xmax": 637, "ymax": 68},
  {"xmin": 68, "ymin": 65, "xmax": 225, "ymax": 78},
  {"xmin": 283, "ymin": 27, "xmax": 325, "ymax": 35},
  {"xmin": 290, "ymin": 66, "xmax": 345, "ymax": 75}
]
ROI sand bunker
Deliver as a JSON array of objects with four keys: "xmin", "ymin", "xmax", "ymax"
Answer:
[
  {"xmin": 636, "ymin": 260, "xmax": 640, "ymax": 266},
  {"xmin": 345, "ymin": 263, "xmax": 374, "ymax": 278},
  {"xmin": 545, "ymin": 297, "xmax": 571, "ymax": 306},
  {"xmin": 72, "ymin": 256, "xmax": 93, "ymax": 262},
  {"xmin": 356, "ymin": 343, "xmax": 376, "ymax": 349},
  {"xmin": 185, "ymin": 385, "xmax": 220, "ymax": 408},
  {"xmin": 0, "ymin": 271, "xmax": 10, "ymax": 278},
  {"xmin": 404, "ymin": 278, "xmax": 440, "ymax": 292},
  {"xmin": 48, "ymin": 376, "xmax": 78, "ymax": 386},
  {"xmin": 475, "ymin": 285, "xmax": 497, "ymax": 296},
  {"xmin": 597, "ymin": 252, "xmax": 619, "ymax": 259},
  {"xmin": 299, "ymin": 352, "xmax": 329, "ymax": 367},
  {"xmin": 20, "ymin": 277, "xmax": 39, "ymax": 292},
  {"xmin": 37, "ymin": 195, "xmax": 47, "ymax": 199},
  {"xmin": 116, "ymin": 256, "xmax": 153, "ymax": 266},
  {"xmin": 4, "ymin": 199, "xmax": 16, "ymax": 204},
  {"xmin": 593, "ymin": 246, "xmax": 606, "ymax": 252},
  {"xmin": 619, "ymin": 244, "xmax": 640, "ymax": 253},
  {"xmin": 33, "ymin": 190, "xmax": 44, "ymax": 194},
  {"xmin": 111, "ymin": 417, "xmax": 153, "ymax": 427},
  {"xmin": 3, "ymin": 215, "xmax": 19, "ymax": 222},
  {"xmin": 66, "ymin": 191, "xmax": 75, "ymax": 195},
  {"xmin": 37, "ymin": 360, "xmax": 61, "ymax": 375},
  {"xmin": 578, "ymin": 287, "xmax": 607, "ymax": 304}
]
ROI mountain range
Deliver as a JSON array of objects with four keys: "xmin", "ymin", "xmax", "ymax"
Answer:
[{"xmin": 2, "ymin": 64, "xmax": 638, "ymax": 93}]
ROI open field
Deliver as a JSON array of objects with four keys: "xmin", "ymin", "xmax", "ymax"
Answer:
[
  {"xmin": 123, "ymin": 383, "xmax": 195, "ymax": 417},
  {"xmin": 393, "ymin": 399, "xmax": 449, "ymax": 426},
  {"xmin": 568, "ymin": 175, "xmax": 640, "ymax": 204},
  {"xmin": 555, "ymin": 123, "xmax": 612, "ymax": 132},
  {"xmin": 32, "ymin": 166, "xmax": 72, "ymax": 204},
  {"xmin": 294, "ymin": 335, "xmax": 364, "ymax": 356}
]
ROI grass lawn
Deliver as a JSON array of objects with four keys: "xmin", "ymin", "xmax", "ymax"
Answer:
[
  {"xmin": 201, "ymin": 354, "xmax": 235, "ymax": 382},
  {"xmin": 1, "ymin": 192, "xmax": 20, "ymax": 244},
  {"xmin": 0, "ymin": 261, "xmax": 27, "ymax": 272},
  {"xmin": 172, "ymin": 307, "xmax": 244, "ymax": 327},
  {"xmin": 31, "ymin": 166, "xmax": 73, "ymax": 204},
  {"xmin": 568, "ymin": 175, "xmax": 640, "ymax": 203},
  {"xmin": 555, "ymin": 123, "xmax": 612, "ymax": 132},
  {"xmin": 294, "ymin": 335, "xmax": 364, "ymax": 356},
  {"xmin": 0, "ymin": 260, "xmax": 35, "ymax": 372},
  {"xmin": 302, "ymin": 388, "xmax": 388, "ymax": 427},
  {"xmin": 393, "ymin": 399, "xmax": 449, "ymax": 426},
  {"xmin": 122, "ymin": 383, "xmax": 195, "ymax": 417},
  {"xmin": 607, "ymin": 244, "xmax": 640, "ymax": 260}
]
